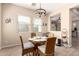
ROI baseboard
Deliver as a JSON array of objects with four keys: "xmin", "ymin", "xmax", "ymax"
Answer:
[
  {"xmin": 2, "ymin": 43, "xmax": 21, "ymax": 49},
  {"xmin": 67, "ymin": 44, "xmax": 72, "ymax": 48}
]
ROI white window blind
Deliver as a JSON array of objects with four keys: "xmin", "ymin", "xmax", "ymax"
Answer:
[{"xmin": 18, "ymin": 16, "xmax": 31, "ymax": 32}]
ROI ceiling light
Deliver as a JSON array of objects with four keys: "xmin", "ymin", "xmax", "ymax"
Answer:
[{"xmin": 34, "ymin": 3, "xmax": 47, "ymax": 17}]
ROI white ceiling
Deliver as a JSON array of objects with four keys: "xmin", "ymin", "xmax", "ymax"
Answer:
[
  {"xmin": 71, "ymin": 6, "xmax": 79, "ymax": 18},
  {"xmin": 12, "ymin": 3, "xmax": 67, "ymax": 13}
]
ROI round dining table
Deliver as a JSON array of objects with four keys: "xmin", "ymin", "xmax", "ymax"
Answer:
[{"xmin": 29, "ymin": 37, "xmax": 47, "ymax": 55}]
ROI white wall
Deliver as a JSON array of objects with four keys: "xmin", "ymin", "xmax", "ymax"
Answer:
[
  {"xmin": 48, "ymin": 4, "xmax": 78, "ymax": 47},
  {"xmin": 1, "ymin": 3, "xmax": 78, "ymax": 48},
  {"xmin": 2, "ymin": 4, "xmax": 34, "ymax": 48},
  {"xmin": 0, "ymin": 4, "xmax": 1, "ymax": 49},
  {"xmin": 1, "ymin": 3, "xmax": 48, "ymax": 48}
]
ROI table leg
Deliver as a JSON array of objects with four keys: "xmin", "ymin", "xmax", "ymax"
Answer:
[{"xmin": 34, "ymin": 43, "xmax": 39, "ymax": 56}]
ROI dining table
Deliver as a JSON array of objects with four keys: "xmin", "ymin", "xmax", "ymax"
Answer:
[{"xmin": 29, "ymin": 36, "xmax": 47, "ymax": 55}]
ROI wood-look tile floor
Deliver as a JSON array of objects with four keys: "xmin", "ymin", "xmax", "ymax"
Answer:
[
  {"xmin": 0, "ymin": 38, "xmax": 79, "ymax": 56},
  {"xmin": 0, "ymin": 45, "xmax": 79, "ymax": 56}
]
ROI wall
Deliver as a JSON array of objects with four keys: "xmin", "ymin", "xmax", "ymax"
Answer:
[
  {"xmin": 2, "ymin": 3, "xmax": 77, "ymax": 48},
  {"xmin": 0, "ymin": 4, "xmax": 1, "ymax": 49},
  {"xmin": 2, "ymin": 4, "xmax": 33, "ymax": 48},
  {"xmin": 42, "ymin": 15, "xmax": 48, "ymax": 33},
  {"xmin": 2, "ymin": 3, "xmax": 48, "ymax": 48},
  {"xmin": 48, "ymin": 4, "xmax": 78, "ymax": 47}
]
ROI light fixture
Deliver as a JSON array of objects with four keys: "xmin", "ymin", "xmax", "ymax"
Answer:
[{"xmin": 34, "ymin": 3, "xmax": 46, "ymax": 17}]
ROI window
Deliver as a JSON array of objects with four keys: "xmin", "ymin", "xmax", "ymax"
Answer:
[
  {"xmin": 33, "ymin": 18, "xmax": 42, "ymax": 32},
  {"xmin": 18, "ymin": 16, "xmax": 31, "ymax": 32}
]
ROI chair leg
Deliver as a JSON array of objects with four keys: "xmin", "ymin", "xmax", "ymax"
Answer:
[
  {"xmin": 28, "ymin": 53, "xmax": 29, "ymax": 56},
  {"xmin": 26, "ymin": 53, "xmax": 28, "ymax": 56},
  {"xmin": 37, "ymin": 52, "xmax": 40, "ymax": 56},
  {"xmin": 33, "ymin": 51, "xmax": 34, "ymax": 56},
  {"xmin": 52, "ymin": 54, "xmax": 54, "ymax": 56},
  {"xmin": 29, "ymin": 52, "xmax": 32, "ymax": 56},
  {"xmin": 37, "ymin": 53, "xmax": 40, "ymax": 56},
  {"xmin": 29, "ymin": 52, "xmax": 31, "ymax": 56},
  {"xmin": 33, "ymin": 51, "xmax": 36, "ymax": 56},
  {"xmin": 22, "ymin": 52, "xmax": 24, "ymax": 56}
]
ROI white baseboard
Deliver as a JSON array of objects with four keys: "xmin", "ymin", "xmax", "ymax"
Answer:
[
  {"xmin": 67, "ymin": 44, "xmax": 72, "ymax": 48},
  {"xmin": 2, "ymin": 43, "xmax": 21, "ymax": 49}
]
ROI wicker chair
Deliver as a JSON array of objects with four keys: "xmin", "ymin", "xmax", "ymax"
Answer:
[
  {"xmin": 38, "ymin": 37, "xmax": 56, "ymax": 56},
  {"xmin": 20, "ymin": 36, "xmax": 35, "ymax": 56},
  {"xmin": 31, "ymin": 32, "xmax": 36, "ymax": 38}
]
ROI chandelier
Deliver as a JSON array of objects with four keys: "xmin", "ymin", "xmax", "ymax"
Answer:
[{"xmin": 34, "ymin": 3, "xmax": 46, "ymax": 17}]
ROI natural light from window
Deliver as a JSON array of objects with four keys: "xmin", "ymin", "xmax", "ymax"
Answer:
[
  {"xmin": 33, "ymin": 18, "xmax": 42, "ymax": 32},
  {"xmin": 18, "ymin": 15, "xmax": 31, "ymax": 32}
]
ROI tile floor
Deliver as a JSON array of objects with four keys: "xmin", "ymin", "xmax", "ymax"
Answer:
[{"xmin": 0, "ymin": 37, "xmax": 79, "ymax": 56}]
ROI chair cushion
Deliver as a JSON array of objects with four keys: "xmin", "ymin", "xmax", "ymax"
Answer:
[
  {"xmin": 38, "ymin": 45, "xmax": 46, "ymax": 53},
  {"xmin": 24, "ymin": 41, "xmax": 34, "ymax": 49}
]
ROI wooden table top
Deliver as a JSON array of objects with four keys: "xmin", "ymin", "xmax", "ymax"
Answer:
[{"xmin": 29, "ymin": 37, "xmax": 47, "ymax": 42}]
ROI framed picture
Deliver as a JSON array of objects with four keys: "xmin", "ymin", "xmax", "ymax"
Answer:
[
  {"xmin": 50, "ymin": 14, "xmax": 61, "ymax": 31},
  {"xmin": 5, "ymin": 18, "xmax": 11, "ymax": 23}
]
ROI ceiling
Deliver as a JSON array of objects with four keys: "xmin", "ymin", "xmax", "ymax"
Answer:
[
  {"xmin": 12, "ymin": 3, "xmax": 67, "ymax": 14},
  {"xmin": 71, "ymin": 5, "xmax": 79, "ymax": 18}
]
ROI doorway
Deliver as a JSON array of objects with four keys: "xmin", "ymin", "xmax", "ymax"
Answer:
[{"xmin": 70, "ymin": 6, "xmax": 79, "ymax": 47}]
